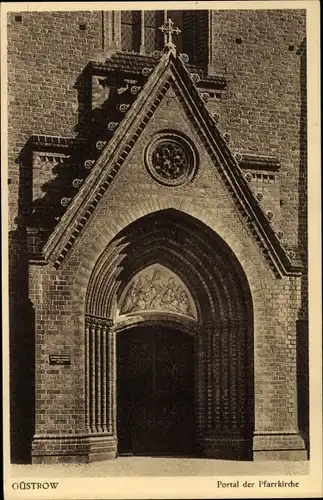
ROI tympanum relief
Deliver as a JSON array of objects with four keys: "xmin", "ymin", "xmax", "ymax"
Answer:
[{"xmin": 119, "ymin": 265, "xmax": 197, "ymax": 319}]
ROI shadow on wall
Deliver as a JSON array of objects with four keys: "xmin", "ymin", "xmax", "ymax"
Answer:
[
  {"xmin": 73, "ymin": 65, "xmax": 92, "ymax": 138},
  {"xmin": 296, "ymin": 37, "xmax": 309, "ymax": 458},
  {"xmin": 9, "ymin": 138, "xmax": 35, "ymax": 463},
  {"xmin": 9, "ymin": 229, "xmax": 35, "ymax": 464},
  {"xmin": 29, "ymin": 63, "xmax": 141, "ymax": 236}
]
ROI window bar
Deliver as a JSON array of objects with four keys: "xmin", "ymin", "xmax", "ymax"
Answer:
[
  {"xmin": 163, "ymin": 10, "xmax": 168, "ymax": 46},
  {"xmin": 140, "ymin": 11, "xmax": 145, "ymax": 54}
]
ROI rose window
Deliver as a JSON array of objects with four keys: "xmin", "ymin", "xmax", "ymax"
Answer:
[
  {"xmin": 152, "ymin": 141, "xmax": 188, "ymax": 181},
  {"xmin": 145, "ymin": 132, "xmax": 197, "ymax": 186}
]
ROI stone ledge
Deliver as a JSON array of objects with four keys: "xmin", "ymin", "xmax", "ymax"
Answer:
[{"xmin": 89, "ymin": 55, "xmax": 227, "ymax": 91}]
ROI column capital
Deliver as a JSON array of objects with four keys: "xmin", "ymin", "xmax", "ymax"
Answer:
[{"xmin": 85, "ymin": 314, "xmax": 113, "ymax": 329}]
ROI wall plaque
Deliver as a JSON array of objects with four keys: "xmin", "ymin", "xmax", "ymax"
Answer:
[{"xmin": 49, "ymin": 354, "xmax": 71, "ymax": 366}]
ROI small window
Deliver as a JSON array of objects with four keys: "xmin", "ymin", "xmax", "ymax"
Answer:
[{"xmin": 14, "ymin": 15, "xmax": 22, "ymax": 23}]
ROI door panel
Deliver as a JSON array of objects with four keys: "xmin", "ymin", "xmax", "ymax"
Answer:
[{"xmin": 117, "ymin": 325, "xmax": 194, "ymax": 455}]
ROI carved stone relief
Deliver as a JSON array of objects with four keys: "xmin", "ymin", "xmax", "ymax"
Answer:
[{"xmin": 118, "ymin": 264, "xmax": 197, "ymax": 319}]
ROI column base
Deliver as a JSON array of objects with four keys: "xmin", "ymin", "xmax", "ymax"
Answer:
[
  {"xmin": 31, "ymin": 434, "xmax": 117, "ymax": 464},
  {"xmin": 253, "ymin": 432, "xmax": 308, "ymax": 461}
]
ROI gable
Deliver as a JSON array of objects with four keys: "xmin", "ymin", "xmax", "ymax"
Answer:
[{"xmin": 41, "ymin": 50, "xmax": 301, "ymax": 277}]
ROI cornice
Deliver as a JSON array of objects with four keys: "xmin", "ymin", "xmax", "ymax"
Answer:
[
  {"xmin": 28, "ymin": 134, "xmax": 89, "ymax": 153},
  {"xmin": 236, "ymin": 153, "xmax": 281, "ymax": 171}
]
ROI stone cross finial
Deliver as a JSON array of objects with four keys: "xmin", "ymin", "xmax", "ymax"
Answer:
[{"xmin": 159, "ymin": 18, "xmax": 181, "ymax": 53}]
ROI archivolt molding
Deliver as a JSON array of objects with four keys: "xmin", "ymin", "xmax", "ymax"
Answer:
[
  {"xmin": 85, "ymin": 233, "xmax": 213, "ymax": 322},
  {"xmin": 107, "ymin": 244, "xmax": 218, "ymax": 323},
  {"xmin": 76, "ymin": 203, "xmax": 264, "ymax": 312},
  {"xmin": 85, "ymin": 210, "xmax": 253, "ymax": 331}
]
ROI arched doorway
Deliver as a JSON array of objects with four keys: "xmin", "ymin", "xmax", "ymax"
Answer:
[
  {"xmin": 117, "ymin": 324, "xmax": 195, "ymax": 456},
  {"xmin": 85, "ymin": 209, "xmax": 254, "ymax": 459}
]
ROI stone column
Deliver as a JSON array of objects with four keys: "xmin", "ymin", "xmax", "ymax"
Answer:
[
  {"xmin": 101, "ymin": 322, "xmax": 108, "ymax": 433},
  {"xmin": 107, "ymin": 325, "xmax": 117, "ymax": 436},
  {"xmin": 195, "ymin": 325, "xmax": 206, "ymax": 448},
  {"xmin": 84, "ymin": 315, "xmax": 117, "ymax": 461},
  {"xmin": 85, "ymin": 319, "xmax": 91, "ymax": 433}
]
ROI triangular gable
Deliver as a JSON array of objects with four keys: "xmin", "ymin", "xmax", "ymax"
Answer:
[{"xmin": 43, "ymin": 49, "xmax": 301, "ymax": 277}]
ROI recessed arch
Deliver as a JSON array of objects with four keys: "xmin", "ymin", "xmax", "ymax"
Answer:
[
  {"xmin": 84, "ymin": 208, "xmax": 255, "ymax": 458},
  {"xmin": 85, "ymin": 208, "xmax": 254, "ymax": 325}
]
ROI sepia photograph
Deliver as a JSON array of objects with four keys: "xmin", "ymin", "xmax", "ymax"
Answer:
[{"xmin": 1, "ymin": 1, "xmax": 321, "ymax": 498}]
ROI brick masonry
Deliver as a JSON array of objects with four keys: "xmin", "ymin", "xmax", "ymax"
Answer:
[{"xmin": 7, "ymin": 9, "xmax": 308, "ymax": 463}]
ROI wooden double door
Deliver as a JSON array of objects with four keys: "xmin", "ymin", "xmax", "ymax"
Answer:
[{"xmin": 117, "ymin": 325, "xmax": 195, "ymax": 456}]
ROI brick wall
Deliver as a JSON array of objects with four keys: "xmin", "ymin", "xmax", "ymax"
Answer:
[
  {"xmin": 8, "ymin": 11, "xmax": 104, "ymax": 460},
  {"xmin": 7, "ymin": 11, "xmax": 104, "ymax": 228},
  {"xmin": 208, "ymin": 9, "xmax": 306, "ymax": 248}
]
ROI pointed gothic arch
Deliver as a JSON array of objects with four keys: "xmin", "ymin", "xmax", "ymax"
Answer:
[{"xmin": 84, "ymin": 209, "xmax": 254, "ymax": 458}]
